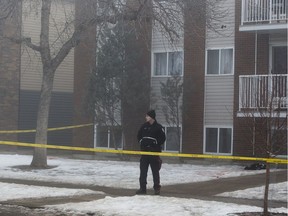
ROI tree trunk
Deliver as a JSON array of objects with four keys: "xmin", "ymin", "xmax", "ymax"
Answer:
[
  {"xmin": 263, "ymin": 162, "xmax": 270, "ymax": 215},
  {"xmin": 30, "ymin": 0, "xmax": 53, "ymax": 168},
  {"xmin": 30, "ymin": 69, "xmax": 55, "ymax": 168}
]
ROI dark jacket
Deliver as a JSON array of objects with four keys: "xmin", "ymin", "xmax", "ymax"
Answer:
[{"xmin": 137, "ymin": 120, "xmax": 166, "ymax": 152}]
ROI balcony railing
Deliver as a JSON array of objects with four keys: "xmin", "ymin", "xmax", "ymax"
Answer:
[
  {"xmin": 241, "ymin": 0, "xmax": 288, "ymax": 24},
  {"xmin": 239, "ymin": 74, "xmax": 288, "ymax": 110}
]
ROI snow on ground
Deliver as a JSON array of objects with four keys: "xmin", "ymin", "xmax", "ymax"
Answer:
[
  {"xmin": 48, "ymin": 196, "xmax": 264, "ymax": 216},
  {"xmin": 0, "ymin": 154, "xmax": 270, "ymax": 189},
  {"xmin": 218, "ymin": 182, "xmax": 288, "ymax": 202},
  {"xmin": 0, "ymin": 153, "xmax": 287, "ymax": 216},
  {"xmin": 0, "ymin": 182, "xmax": 101, "ymax": 201}
]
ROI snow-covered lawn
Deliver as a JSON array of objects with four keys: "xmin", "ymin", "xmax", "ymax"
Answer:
[{"xmin": 0, "ymin": 153, "xmax": 286, "ymax": 216}]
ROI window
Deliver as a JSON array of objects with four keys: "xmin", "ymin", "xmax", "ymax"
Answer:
[
  {"xmin": 163, "ymin": 126, "xmax": 181, "ymax": 151},
  {"xmin": 206, "ymin": 48, "xmax": 233, "ymax": 75},
  {"xmin": 205, "ymin": 127, "xmax": 232, "ymax": 154},
  {"xmin": 153, "ymin": 51, "xmax": 183, "ymax": 76},
  {"xmin": 95, "ymin": 126, "xmax": 123, "ymax": 149},
  {"xmin": 272, "ymin": 46, "xmax": 287, "ymax": 74}
]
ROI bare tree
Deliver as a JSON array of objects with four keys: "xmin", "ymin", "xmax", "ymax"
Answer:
[
  {"xmin": 0, "ymin": 0, "xmax": 20, "ymax": 21},
  {"xmin": 160, "ymin": 75, "xmax": 183, "ymax": 151},
  {"xmin": 0, "ymin": 0, "xmax": 227, "ymax": 168},
  {"xmin": 239, "ymin": 75, "xmax": 287, "ymax": 215}
]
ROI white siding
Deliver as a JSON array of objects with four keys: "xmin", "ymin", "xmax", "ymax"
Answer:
[
  {"xmin": 269, "ymin": 34, "xmax": 288, "ymax": 44},
  {"xmin": 206, "ymin": 0, "xmax": 235, "ymax": 48},
  {"xmin": 151, "ymin": 3, "xmax": 184, "ymax": 125},
  {"xmin": 151, "ymin": 2, "xmax": 184, "ymax": 51},
  {"xmin": 21, "ymin": 0, "xmax": 75, "ymax": 92},
  {"xmin": 150, "ymin": 77, "xmax": 168, "ymax": 124},
  {"xmin": 150, "ymin": 77, "xmax": 183, "ymax": 125},
  {"xmin": 152, "ymin": 25, "xmax": 184, "ymax": 51},
  {"xmin": 204, "ymin": 76, "xmax": 234, "ymax": 125},
  {"xmin": 204, "ymin": 0, "xmax": 235, "ymax": 126}
]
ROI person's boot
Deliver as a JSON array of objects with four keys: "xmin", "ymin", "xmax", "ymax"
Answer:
[
  {"xmin": 136, "ymin": 188, "xmax": 146, "ymax": 195},
  {"xmin": 154, "ymin": 188, "xmax": 160, "ymax": 195}
]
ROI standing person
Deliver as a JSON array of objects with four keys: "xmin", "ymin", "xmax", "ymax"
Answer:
[{"xmin": 136, "ymin": 110, "xmax": 166, "ymax": 195}]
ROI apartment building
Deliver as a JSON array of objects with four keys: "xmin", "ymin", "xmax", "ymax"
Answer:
[
  {"xmin": 0, "ymin": 0, "xmax": 287, "ymax": 158},
  {"xmin": 148, "ymin": 0, "xmax": 287, "ymax": 157},
  {"xmin": 234, "ymin": 0, "xmax": 287, "ymax": 157},
  {"xmin": 0, "ymin": 1, "xmax": 94, "ymax": 148}
]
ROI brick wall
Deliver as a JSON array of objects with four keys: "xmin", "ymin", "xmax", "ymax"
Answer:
[
  {"xmin": 0, "ymin": 6, "xmax": 21, "ymax": 146},
  {"xmin": 257, "ymin": 34, "xmax": 269, "ymax": 75},
  {"xmin": 182, "ymin": 2, "xmax": 206, "ymax": 154},
  {"xmin": 233, "ymin": 0, "xmax": 270, "ymax": 156},
  {"xmin": 122, "ymin": 0, "xmax": 152, "ymax": 150},
  {"xmin": 72, "ymin": 0, "xmax": 96, "ymax": 148},
  {"xmin": 233, "ymin": 0, "xmax": 255, "ymax": 157}
]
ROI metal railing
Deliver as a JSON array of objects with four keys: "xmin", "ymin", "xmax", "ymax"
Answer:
[
  {"xmin": 241, "ymin": 0, "xmax": 287, "ymax": 24},
  {"xmin": 239, "ymin": 74, "xmax": 288, "ymax": 110}
]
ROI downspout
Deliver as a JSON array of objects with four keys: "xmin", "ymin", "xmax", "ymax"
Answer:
[
  {"xmin": 254, "ymin": 32, "xmax": 257, "ymax": 75},
  {"xmin": 253, "ymin": 32, "xmax": 258, "ymax": 156}
]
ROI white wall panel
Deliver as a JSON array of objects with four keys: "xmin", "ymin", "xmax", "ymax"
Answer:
[
  {"xmin": 21, "ymin": 0, "xmax": 75, "ymax": 92},
  {"xmin": 204, "ymin": 76, "xmax": 234, "ymax": 125},
  {"xmin": 206, "ymin": 0, "xmax": 235, "ymax": 48}
]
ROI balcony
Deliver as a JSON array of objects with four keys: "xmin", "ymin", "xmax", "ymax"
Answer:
[
  {"xmin": 238, "ymin": 74, "xmax": 288, "ymax": 117},
  {"xmin": 240, "ymin": 0, "xmax": 288, "ymax": 32}
]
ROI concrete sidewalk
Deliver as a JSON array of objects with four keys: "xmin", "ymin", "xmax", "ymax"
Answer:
[
  {"xmin": 162, "ymin": 169, "xmax": 287, "ymax": 208},
  {"xmin": 0, "ymin": 170, "xmax": 286, "ymax": 209}
]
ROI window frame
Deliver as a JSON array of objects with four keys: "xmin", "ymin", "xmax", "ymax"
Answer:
[
  {"xmin": 152, "ymin": 50, "xmax": 184, "ymax": 77},
  {"xmin": 205, "ymin": 48, "xmax": 234, "ymax": 76},
  {"xmin": 270, "ymin": 44, "xmax": 287, "ymax": 75},
  {"xmin": 204, "ymin": 126, "xmax": 233, "ymax": 155},
  {"xmin": 94, "ymin": 125, "xmax": 123, "ymax": 149},
  {"xmin": 162, "ymin": 125, "xmax": 182, "ymax": 152}
]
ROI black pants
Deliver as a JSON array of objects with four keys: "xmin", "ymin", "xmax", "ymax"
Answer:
[{"xmin": 139, "ymin": 155, "xmax": 161, "ymax": 190}]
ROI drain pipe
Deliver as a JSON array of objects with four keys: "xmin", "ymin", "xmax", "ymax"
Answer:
[
  {"xmin": 254, "ymin": 32, "xmax": 257, "ymax": 75},
  {"xmin": 252, "ymin": 32, "xmax": 258, "ymax": 156}
]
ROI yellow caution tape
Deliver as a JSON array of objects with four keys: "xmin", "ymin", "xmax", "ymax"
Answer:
[
  {"xmin": 0, "ymin": 123, "xmax": 93, "ymax": 134},
  {"xmin": 0, "ymin": 140, "xmax": 287, "ymax": 164}
]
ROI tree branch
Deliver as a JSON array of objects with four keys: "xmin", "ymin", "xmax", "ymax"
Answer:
[
  {"xmin": 0, "ymin": 0, "xmax": 20, "ymax": 20},
  {"xmin": 3, "ymin": 36, "xmax": 41, "ymax": 52}
]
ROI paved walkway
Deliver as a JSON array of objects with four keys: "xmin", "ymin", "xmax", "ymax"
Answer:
[{"xmin": 0, "ymin": 170, "xmax": 286, "ymax": 210}]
